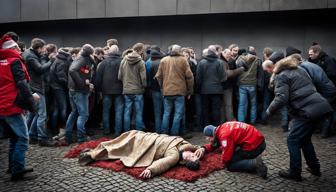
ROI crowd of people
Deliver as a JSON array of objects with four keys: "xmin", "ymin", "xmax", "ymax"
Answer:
[{"xmin": 1, "ymin": 31, "xmax": 336, "ymax": 182}]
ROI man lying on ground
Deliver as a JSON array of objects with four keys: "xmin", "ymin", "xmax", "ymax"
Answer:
[
  {"xmin": 199, "ymin": 121, "xmax": 268, "ymax": 179},
  {"xmin": 78, "ymin": 130, "xmax": 204, "ymax": 179}
]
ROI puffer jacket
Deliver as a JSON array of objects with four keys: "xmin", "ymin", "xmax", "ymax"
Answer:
[
  {"xmin": 118, "ymin": 51, "xmax": 146, "ymax": 94},
  {"xmin": 308, "ymin": 51, "xmax": 336, "ymax": 85},
  {"xmin": 50, "ymin": 50, "xmax": 71, "ymax": 91},
  {"xmin": 268, "ymin": 58, "xmax": 333, "ymax": 119}
]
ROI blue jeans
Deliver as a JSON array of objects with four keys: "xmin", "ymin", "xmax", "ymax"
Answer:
[
  {"xmin": 102, "ymin": 94, "xmax": 124, "ymax": 135},
  {"xmin": 161, "ymin": 96, "xmax": 185, "ymax": 136},
  {"xmin": 65, "ymin": 91, "xmax": 89, "ymax": 143},
  {"xmin": 29, "ymin": 93, "xmax": 48, "ymax": 140},
  {"xmin": 238, "ymin": 85, "xmax": 257, "ymax": 124},
  {"xmin": 152, "ymin": 91, "xmax": 163, "ymax": 133},
  {"xmin": 123, "ymin": 94, "xmax": 144, "ymax": 131},
  {"xmin": 227, "ymin": 141, "xmax": 266, "ymax": 172},
  {"xmin": 50, "ymin": 89, "xmax": 68, "ymax": 133},
  {"xmin": 261, "ymin": 88, "xmax": 272, "ymax": 121},
  {"xmin": 0, "ymin": 114, "xmax": 29, "ymax": 175},
  {"xmin": 287, "ymin": 117, "xmax": 320, "ymax": 174}
]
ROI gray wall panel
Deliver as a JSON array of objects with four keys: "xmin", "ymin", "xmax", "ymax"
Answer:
[
  {"xmin": 0, "ymin": 0, "xmax": 20, "ymax": 23},
  {"xmin": 77, "ymin": 0, "xmax": 105, "ymax": 19},
  {"xmin": 106, "ymin": 0, "xmax": 139, "ymax": 17},
  {"xmin": 139, "ymin": 0, "xmax": 176, "ymax": 16},
  {"xmin": 177, "ymin": 0, "xmax": 210, "ymax": 15},
  {"xmin": 211, "ymin": 0, "xmax": 269, "ymax": 13},
  {"xmin": 270, "ymin": 0, "xmax": 327, "ymax": 10},
  {"xmin": 49, "ymin": 0, "xmax": 76, "ymax": 20},
  {"xmin": 328, "ymin": 0, "xmax": 336, "ymax": 8},
  {"xmin": 21, "ymin": 0, "xmax": 48, "ymax": 21}
]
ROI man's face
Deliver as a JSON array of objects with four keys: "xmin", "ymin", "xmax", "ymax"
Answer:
[
  {"xmin": 231, "ymin": 47, "xmax": 239, "ymax": 57},
  {"xmin": 222, "ymin": 51, "xmax": 232, "ymax": 60},
  {"xmin": 36, "ymin": 46, "xmax": 45, "ymax": 55},
  {"xmin": 182, "ymin": 151, "xmax": 198, "ymax": 162},
  {"xmin": 97, "ymin": 53, "xmax": 104, "ymax": 60},
  {"xmin": 309, "ymin": 50, "xmax": 319, "ymax": 60},
  {"xmin": 183, "ymin": 51, "xmax": 190, "ymax": 60},
  {"xmin": 264, "ymin": 64, "xmax": 274, "ymax": 74}
]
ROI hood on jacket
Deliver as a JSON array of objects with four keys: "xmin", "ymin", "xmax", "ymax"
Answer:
[
  {"xmin": 203, "ymin": 50, "xmax": 218, "ymax": 61},
  {"xmin": 57, "ymin": 49, "xmax": 71, "ymax": 60},
  {"xmin": 0, "ymin": 48, "xmax": 22, "ymax": 60},
  {"xmin": 273, "ymin": 57, "xmax": 298, "ymax": 74},
  {"xmin": 125, "ymin": 51, "xmax": 142, "ymax": 65}
]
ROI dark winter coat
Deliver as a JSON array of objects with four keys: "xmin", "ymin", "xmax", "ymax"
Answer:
[
  {"xmin": 22, "ymin": 48, "xmax": 52, "ymax": 94},
  {"xmin": 68, "ymin": 52, "xmax": 95, "ymax": 93},
  {"xmin": 50, "ymin": 50, "xmax": 71, "ymax": 91},
  {"xmin": 95, "ymin": 53, "xmax": 123, "ymax": 95},
  {"xmin": 308, "ymin": 52, "xmax": 336, "ymax": 85},
  {"xmin": 267, "ymin": 59, "xmax": 333, "ymax": 119}
]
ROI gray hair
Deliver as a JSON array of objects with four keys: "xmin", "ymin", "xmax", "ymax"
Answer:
[
  {"xmin": 171, "ymin": 44, "xmax": 182, "ymax": 53},
  {"xmin": 202, "ymin": 49, "xmax": 208, "ymax": 57},
  {"xmin": 109, "ymin": 45, "xmax": 119, "ymax": 54}
]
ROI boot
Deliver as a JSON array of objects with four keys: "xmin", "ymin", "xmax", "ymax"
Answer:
[
  {"xmin": 279, "ymin": 169, "xmax": 302, "ymax": 181},
  {"xmin": 52, "ymin": 128, "xmax": 65, "ymax": 140},
  {"xmin": 11, "ymin": 170, "xmax": 37, "ymax": 181},
  {"xmin": 306, "ymin": 167, "xmax": 321, "ymax": 176},
  {"xmin": 255, "ymin": 156, "xmax": 268, "ymax": 179},
  {"xmin": 6, "ymin": 166, "xmax": 33, "ymax": 174}
]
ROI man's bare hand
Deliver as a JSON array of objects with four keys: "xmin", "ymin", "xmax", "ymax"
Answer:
[
  {"xmin": 194, "ymin": 148, "xmax": 205, "ymax": 159},
  {"xmin": 187, "ymin": 95, "xmax": 191, "ymax": 100},
  {"xmin": 32, "ymin": 93, "xmax": 40, "ymax": 103},
  {"xmin": 139, "ymin": 169, "xmax": 152, "ymax": 179}
]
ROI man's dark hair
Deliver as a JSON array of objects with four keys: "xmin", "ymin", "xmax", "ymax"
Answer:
[
  {"xmin": 309, "ymin": 45, "xmax": 322, "ymax": 53},
  {"xmin": 45, "ymin": 43, "xmax": 57, "ymax": 54},
  {"xmin": 185, "ymin": 160, "xmax": 200, "ymax": 171},
  {"xmin": 94, "ymin": 47, "xmax": 105, "ymax": 55},
  {"xmin": 17, "ymin": 41, "xmax": 26, "ymax": 52},
  {"xmin": 106, "ymin": 39, "xmax": 118, "ymax": 47},
  {"xmin": 70, "ymin": 47, "xmax": 81, "ymax": 55},
  {"xmin": 31, "ymin": 38, "xmax": 46, "ymax": 50},
  {"xmin": 5, "ymin": 31, "xmax": 19, "ymax": 42}
]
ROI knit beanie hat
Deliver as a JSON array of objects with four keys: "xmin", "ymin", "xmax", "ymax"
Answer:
[
  {"xmin": 286, "ymin": 46, "xmax": 302, "ymax": 57},
  {"xmin": 203, "ymin": 125, "xmax": 216, "ymax": 137},
  {"xmin": 269, "ymin": 51, "xmax": 284, "ymax": 64}
]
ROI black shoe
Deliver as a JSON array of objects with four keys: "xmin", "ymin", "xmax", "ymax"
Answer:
[
  {"xmin": 278, "ymin": 169, "xmax": 302, "ymax": 182},
  {"xmin": 38, "ymin": 139, "xmax": 56, "ymax": 147},
  {"xmin": 306, "ymin": 167, "xmax": 321, "ymax": 176},
  {"xmin": 11, "ymin": 171, "xmax": 37, "ymax": 181},
  {"xmin": 29, "ymin": 138, "xmax": 38, "ymax": 145},
  {"xmin": 255, "ymin": 156, "xmax": 268, "ymax": 179},
  {"xmin": 6, "ymin": 166, "xmax": 33, "ymax": 174}
]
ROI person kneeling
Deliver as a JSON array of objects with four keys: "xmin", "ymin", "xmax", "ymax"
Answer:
[
  {"xmin": 78, "ymin": 130, "xmax": 203, "ymax": 178},
  {"xmin": 200, "ymin": 121, "xmax": 267, "ymax": 179}
]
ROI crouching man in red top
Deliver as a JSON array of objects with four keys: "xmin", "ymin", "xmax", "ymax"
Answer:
[{"xmin": 196, "ymin": 121, "xmax": 268, "ymax": 179}]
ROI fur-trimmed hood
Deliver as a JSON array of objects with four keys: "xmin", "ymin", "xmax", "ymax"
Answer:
[{"xmin": 272, "ymin": 57, "xmax": 298, "ymax": 74}]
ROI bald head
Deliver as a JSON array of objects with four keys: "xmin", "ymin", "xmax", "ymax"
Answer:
[
  {"xmin": 208, "ymin": 45, "xmax": 217, "ymax": 54},
  {"xmin": 202, "ymin": 49, "xmax": 208, "ymax": 57},
  {"xmin": 109, "ymin": 45, "xmax": 119, "ymax": 54}
]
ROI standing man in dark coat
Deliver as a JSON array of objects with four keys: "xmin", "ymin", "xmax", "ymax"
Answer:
[
  {"xmin": 266, "ymin": 57, "xmax": 333, "ymax": 181},
  {"xmin": 95, "ymin": 45, "xmax": 124, "ymax": 136}
]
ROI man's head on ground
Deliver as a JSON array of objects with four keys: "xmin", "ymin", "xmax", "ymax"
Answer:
[
  {"xmin": 308, "ymin": 45, "xmax": 322, "ymax": 61},
  {"xmin": 181, "ymin": 151, "xmax": 200, "ymax": 170}
]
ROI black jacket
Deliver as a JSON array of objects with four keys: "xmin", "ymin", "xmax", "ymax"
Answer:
[
  {"xmin": 68, "ymin": 52, "xmax": 94, "ymax": 93},
  {"xmin": 197, "ymin": 51, "xmax": 226, "ymax": 94},
  {"xmin": 300, "ymin": 61, "xmax": 336, "ymax": 104},
  {"xmin": 22, "ymin": 48, "xmax": 52, "ymax": 94},
  {"xmin": 149, "ymin": 58, "xmax": 162, "ymax": 92},
  {"xmin": 50, "ymin": 50, "xmax": 71, "ymax": 91},
  {"xmin": 95, "ymin": 53, "xmax": 123, "ymax": 95},
  {"xmin": 268, "ymin": 60, "xmax": 333, "ymax": 119},
  {"xmin": 308, "ymin": 52, "xmax": 336, "ymax": 85}
]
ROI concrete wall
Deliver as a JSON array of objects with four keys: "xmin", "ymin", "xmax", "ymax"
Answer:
[
  {"xmin": 0, "ymin": 10, "xmax": 335, "ymax": 59},
  {"xmin": 1, "ymin": 0, "xmax": 336, "ymax": 23}
]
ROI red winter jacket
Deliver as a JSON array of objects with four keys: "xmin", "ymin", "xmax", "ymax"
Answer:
[
  {"xmin": 204, "ymin": 121, "xmax": 265, "ymax": 164},
  {"xmin": 0, "ymin": 48, "xmax": 30, "ymax": 116}
]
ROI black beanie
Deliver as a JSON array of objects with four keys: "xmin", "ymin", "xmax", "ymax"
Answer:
[
  {"xmin": 286, "ymin": 46, "xmax": 302, "ymax": 57},
  {"xmin": 269, "ymin": 51, "xmax": 285, "ymax": 64}
]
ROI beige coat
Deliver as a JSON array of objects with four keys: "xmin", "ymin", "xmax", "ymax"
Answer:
[{"xmin": 87, "ymin": 130, "xmax": 200, "ymax": 176}]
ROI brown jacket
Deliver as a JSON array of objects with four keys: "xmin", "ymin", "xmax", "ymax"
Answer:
[
  {"xmin": 155, "ymin": 53, "xmax": 194, "ymax": 96},
  {"xmin": 86, "ymin": 130, "xmax": 200, "ymax": 176}
]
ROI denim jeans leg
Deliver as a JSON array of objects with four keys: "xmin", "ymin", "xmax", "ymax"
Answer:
[
  {"xmin": 28, "ymin": 114, "xmax": 38, "ymax": 140},
  {"xmin": 123, "ymin": 95, "xmax": 133, "ymax": 132},
  {"xmin": 73, "ymin": 92, "xmax": 89, "ymax": 142},
  {"xmin": 2, "ymin": 115, "xmax": 29, "ymax": 174},
  {"xmin": 249, "ymin": 86, "xmax": 257, "ymax": 124},
  {"xmin": 36, "ymin": 93, "xmax": 48, "ymax": 140},
  {"xmin": 114, "ymin": 95, "xmax": 124, "ymax": 135},
  {"xmin": 152, "ymin": 91, "xmax": 163, "ymax": 133},
  {"xmin": 134, "ymin": 95, "xmax": 144, "ymax": 131},
  {"xmin": 161, "ymin": 96, "xmax": 173, "ymax": 134},
  {"xmin": 102, "ymin": 95, "xmax": 113, "ymax": 134},
  {"xmin": 65, "ymin": 91, "xmax": 79, "ymax": 142},
  {"xmin": 261, "ymin": 89, "xmax": 271, "ymax": 121},
  {"xmin": 238, "ymin": 86, "xmax": 248, "ymax": 123},
  {"xmin": 171, "ymin": 96, "xmax": 185, "ymax": 136}
]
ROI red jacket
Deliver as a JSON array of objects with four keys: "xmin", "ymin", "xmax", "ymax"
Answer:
[
  {"xmin": 204, "ymin": 121, "xmax": 265, "ymax": 164},
  {"xmin": 0, "ymin": 48, "xmax": 30, "ymax": 116}
]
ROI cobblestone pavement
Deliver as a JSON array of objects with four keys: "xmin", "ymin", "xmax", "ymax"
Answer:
[{"xmin": 1, "ymin": 120, "xmax": 336, "ymax": 192}]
